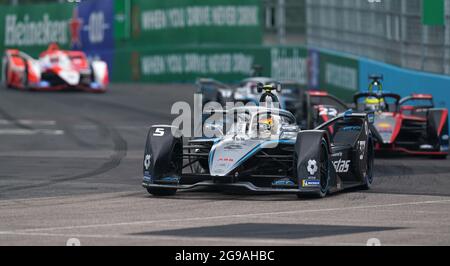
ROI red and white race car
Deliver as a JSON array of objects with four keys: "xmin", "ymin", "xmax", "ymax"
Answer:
[{"xmin": 2, "ymin": 43, "xmax": 108, "ymax": 92}]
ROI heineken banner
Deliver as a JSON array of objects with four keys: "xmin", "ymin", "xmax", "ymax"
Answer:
[
  {"xmin": 0, "ymin": 0, "xmax": 115, "ymax": 66},
  {"xmin": 127, "ymin": 0, "xmax": 262, "ymax": 48},
  {"xmin": 113, "ymin": 46, "xmax": 307, "ymax": 83},
  {"xmin": 0, "ymin": 2, "xmax": 73, "ymax": 56},
  {"xmin": 0, "ymin": 0, "xmax": 262, "ymax": 81}
]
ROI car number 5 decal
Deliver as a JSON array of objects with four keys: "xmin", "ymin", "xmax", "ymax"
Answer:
[{"xmin": 153, "ymin": 128, "xmax": 165, "ymax": 136}]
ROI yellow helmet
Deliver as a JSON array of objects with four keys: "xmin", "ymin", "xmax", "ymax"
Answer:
[
  {"xmin": 365, "ymin": 97, "xmax": 384, "ymax": 105},
  {"xmin": 259, "ymin": 117, "xmax": 273, "ymax": 127}
]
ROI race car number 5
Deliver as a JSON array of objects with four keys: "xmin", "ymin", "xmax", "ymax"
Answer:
[
  {"xmin": 153, "ymin": 128, "xmax": 164, "ymax": 137},
  {"xmin": 153, "ymin": 128, "xmax": 165, "ymax": 136}
]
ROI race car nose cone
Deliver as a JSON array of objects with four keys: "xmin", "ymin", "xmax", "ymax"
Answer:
[
  {"xmin": 59, "ymin": 70, "xmax": 80, "ymax": 85},
  {"xmin": 209, "ymin": 140, "xmax": 261, "ymax": 177},
  {"xmin": 420, "ymin": 144, "xmax": 433, "ymax": 150}
]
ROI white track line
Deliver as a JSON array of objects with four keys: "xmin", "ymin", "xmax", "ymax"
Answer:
[
  {"xmin": 0, "ymin": 120, "xmax": 56, "ymax": 126},
  {"xmin": 0, "ymin": 231, "xmax": 370, "ymax": 246},
  {"xmin": 4, "ymin": 198, "xmax": 450, "ymax": 234},
  {"xmin": 0, "ymin": 129, "xmax": 64, "ymax": 135}
]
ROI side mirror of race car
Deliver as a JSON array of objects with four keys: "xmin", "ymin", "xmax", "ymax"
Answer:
[
  {"xmin": 367, "ymin": 112, "xmax": 375, "ymax": 124},
  {"xmin": 256, "ymin": 82, "xmax": 264, "ymax": 93},
  {"xmin": 276, "ymin": 83, "xmax": 282, "ymax": 93}
]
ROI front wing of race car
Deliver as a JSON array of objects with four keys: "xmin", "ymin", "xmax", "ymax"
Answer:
[
  {"xmin": 142, "ymin": 178, "xmax": 319, "ymax": 194},
  {"xmin": 28, "ymin": 60, "xmax": 109, "ymax": 93},
  {"xmin": 142, "ymin": 137, "xmax": 311, "ymax": 194}
]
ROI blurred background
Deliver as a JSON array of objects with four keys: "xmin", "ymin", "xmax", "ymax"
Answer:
[{"xmin": 1, "ymin": 0, "xmax": 450, "ymax": 105}]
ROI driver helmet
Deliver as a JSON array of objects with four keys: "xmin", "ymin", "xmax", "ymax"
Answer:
[
  {"xmin": 47, "ymin": 43, "xmax": 60, "ymax": 52},
  {"xmin": 258, "ymin": 116, "xmax": 279, "ymax": 138},
  {"xmin": 365, "ymin": 96, "xmax": 385, "ymax": 111}
]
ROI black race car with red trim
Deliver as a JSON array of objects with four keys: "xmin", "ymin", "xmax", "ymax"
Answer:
[
  {"xmin": 2, "ymin": 43, "xmax": 108, "ymax": 92},
  {"xmin": 354, "ymin": 76, "xmax": 448, "ymax": 159}
]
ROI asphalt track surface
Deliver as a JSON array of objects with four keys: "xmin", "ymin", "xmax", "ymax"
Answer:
[{"xmin": 0, "ymin": 84, "xmax": 450, "ymax": 246}]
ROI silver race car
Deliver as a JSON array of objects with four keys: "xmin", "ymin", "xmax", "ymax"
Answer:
[{"xmin": 142, "ymin": 89, "xmax": 374, "ymax": 198}]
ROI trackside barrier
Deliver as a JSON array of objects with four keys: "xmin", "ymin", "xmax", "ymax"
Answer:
[
  {"xmin": 359, "ymin": 57, "xmax": 450, "ymax": 110},
  {"xmin": 111, "ymin": 46, "xmax": 308, "ymax": 85},
  {"xmin": 0, "ymin": 0, "xmax": 448, "ymax": 109},
  {"xmin": 309, "ymin": 47, "xmax": 450, "ymax": 110}
]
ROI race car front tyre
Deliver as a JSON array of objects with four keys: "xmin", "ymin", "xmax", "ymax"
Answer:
[
  {"xmin": 147, "ymin": 187, "xmax": 177, "ymax": 196},
  {"xmin": 315, "ymin": 138, "xmax": 331, "ymax": 198},
  {"xmin": 21, "ymin": 57, "xmax": 29, "ymax": 90},
  {"xmin": 297, "ymin": 138, "xmax": 330, "ymax": 199}
]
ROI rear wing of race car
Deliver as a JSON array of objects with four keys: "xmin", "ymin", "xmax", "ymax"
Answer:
[
  {"xmin": 4, "ymin": 49, "xmax": 20, "ymax": 57},
  {"xmin": 196, "ymin": 78, "xmax": 229, "ymax": 90},
  {"xmin": 4, "ymin": 49, "xmax": 35, "ymax": 60},
  {"xmin": 305, "ymin": 90, "xmax": 349, "ymax": 108},
  {"xmin": 399, "ymin": 94, "xmax": 435, "ymax": 109},
  {"xmin": 196, "ymin": 78, "xmax": 233, "ymax": 104}
]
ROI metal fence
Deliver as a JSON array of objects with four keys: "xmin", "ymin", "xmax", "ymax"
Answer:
[{"xmin": 304, "ymin": 0, "xmax": 450, "ymax": 75}]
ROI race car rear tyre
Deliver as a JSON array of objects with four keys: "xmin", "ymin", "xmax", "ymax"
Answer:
[
  {"xmin": 361, "ymin": 141, "xmax": 375, "ymax": 190},
  {"xmin": 297, "ymin": 138, "xmax": 330, "ymax": 199},
  {"xmin": 147, "ymin": 187, "xmax": 177, "ymax": 196},
  {"xmin": 2, "ymin": 61, "xmax": 9, "ymax": 89}
]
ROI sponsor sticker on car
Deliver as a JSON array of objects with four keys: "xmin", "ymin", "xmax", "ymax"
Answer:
[
  {"xmin": 302, "ymin": 179, "xmax": 320, "ymax": 188},
  {"xmin": 333, "ymin": 159, "xmax": 351, "ymax": 173},
  {"xmin": 306, "ymin": 159, "xmax": 318, "ymax": 175}
]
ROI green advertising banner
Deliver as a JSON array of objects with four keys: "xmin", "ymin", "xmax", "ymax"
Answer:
[
  {"xmin": 113, "ymin": 46, "xmax": 270, "ymax": 83},
  {"xmin": 318, "ymin": 51, "xmax": 359, "ymax": 102},
  {"xmin": 0, "ymin": 1, "xmax": 299, "ymax": 85},
  {"xmin": 125, "ymin": 0, "xmax": 262, "ymax": 49},
  {"xmin": 0, "ymin": 2, "xmax": 74, "ymax": 57},
  {"xmin": 112, "ymin": 45, "xmax": 308, "ymax": 83}
]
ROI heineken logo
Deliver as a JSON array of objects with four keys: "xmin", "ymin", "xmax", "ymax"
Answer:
[
  {"xmin": 4, "ymin": 14, "xmax": 68, "ymax": 46},
  {"xmin": 69, "ymin": 7, "xmax": 110, "ymax": 48},
  {"xmin": 84, "ymin": 11, "xmax": 109, "ymax": 44},
  {"xmin": 271, "ymin": 48, "xmax": 307, "ymax": 85},
  {"xmin": 4, "ymin": 8, "xmax": 110, "ymax": 48},
  {"xmin": 69, "ymin": 8, "xmax": 82, "ymax": 48}
]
